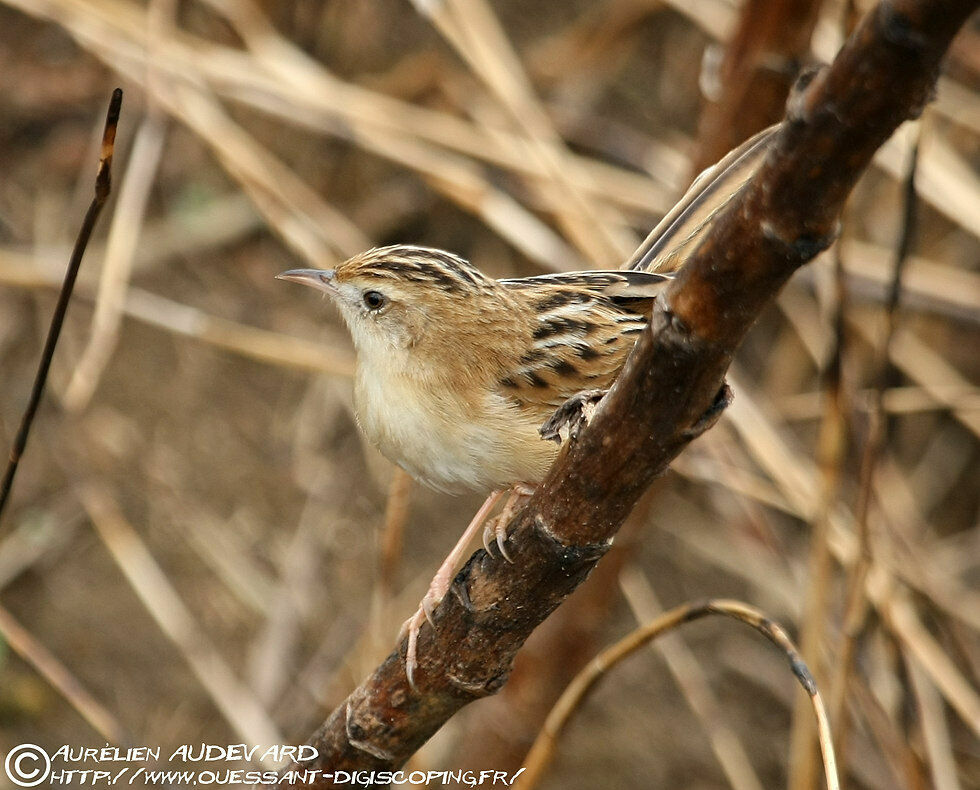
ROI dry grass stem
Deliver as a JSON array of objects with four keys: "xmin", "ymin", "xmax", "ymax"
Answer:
[
  {"xmin": 63, "ymin": 113, "xmax": 167, "ymax": 411},
  {"xmin": 8, "ymin": 0, "xmax": 974, "ymax": 257},
  {"xmin": 789, "ymin": 238, "xmax": 850, "ymax": 790},
  {"xmin": 830, "ymin": 130, "xmax": 920, "ymax": 762},
  {"xmin": 0, "ymin": 255, "xmax": 354, "ymax": 375},
  {"xmin": 515, "ymin": 599, "xmax": 839, "ymax": 790},
  {"xmin": 1, "ymin": 0, "xmax": 975, "ymax": 785},
  {"xmin": 777, "ymin": 385, "xmax": 980, "ymax": 422},
  {"xmin": 81, "ymin": 486, "xmax": 284, "ymax": 751},
  {"xmin": 619, "ymin": 567, "xmax": 766, "ymax": 790},
  {"xmin": 412, "ymin": 0, "xmax": 634, "ymax": 266},
  {"xmin": 0, "ymin": 603, "xmax": 128, "ymax": 744},
  {"xmin": 379, "ymin": 467, "xmax": 412, "ymax": 602},
  {"xmin": 906, "ymin": 650, "xmax": 963, "ymax": 790}
]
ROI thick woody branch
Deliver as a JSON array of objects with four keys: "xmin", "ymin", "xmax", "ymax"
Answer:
[{"xmin": 286, "ymin": 1, "xmax": 976, "ymax": 783}]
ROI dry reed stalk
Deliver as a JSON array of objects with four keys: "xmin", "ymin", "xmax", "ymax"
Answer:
[
  {"xmin": 778, "ymin": 385, "xmax": 980, "ymax": 421},
  {"xmin": 411, "ymin": 0, "xmax": 634, "ymax": 266},
  {"xmin": 165, "ymin": 503, "xmax": 278, "ymax": 619},
  {"xmin": 906, "ymin": 649, "xmax": 963, "ymax": 790},
  {"xmin": 0, "ymin": 256, "xmax": 354, "ymax": 375},
  {"xmin": 10, "ymin": 0, "xmax": 974, "ymax": 253},
  {"xmin": 712, "ymin": 369, "xmax": 980, "ymax": 736},
  {"xmin": 198, "ymin": 0, "xmax": 608, "ymax": 269},
  {"xmin": 880, "ymin": 586, "xmax": 980, "ymax": 737},
  {"xmin": 3, "ymin": 194, "xmax": 261, "ymax": 286},
  {"xmin": 0, "ymin": 87, "xmax": 120, "ymax": 524},
  {"xmin": 789, "ymin": 230, "xmax": 851, "ymax": 790},
  {"xmin": 0, "ymin": 603, "xmax": 128, "ymax": 744},
  {"xmin": 81, "ymin": 486, "xmax": 284, "ymax": 752},
  {"xmin": 830, "ymin": 129, "xmax": 920, "ymax": 770},
  {"xmin": 619, "ymin": 566, "xmax": 766, "ymax": 790},
  {"xmin": 802, "ymin": 242, "xmax": 980, "ymax": 324},
  {"xmin": 378, "ymin": 467, "xmax": 412, "ymax": 604},
  {"xmin": 158, "ymin": 83, "xmax": 369, "ymax": 264},
  {"xmin": 856, "ymin": 318, "xmax": 980, "ymax": 439},
  {"xmin": 61, "ymin": 0, "xmax": 174, "ymax": 412},
  {"xmin": 11, "ymin": 0, "xmax": 973, "ymax": 302},
  {"xmin": 62, "ymin": 114, "xmax": 167, "ymax": 411},
  {"xmin": 516, "ymin": 599, "xmax": 839, "ymax": 790},
  {"xmin": 875, "ymin": 120, "xmax": 980, "ymax": 237},
  {"xmin": 247, "ymin": 484, "xmax": 327, "ymax": 707}
]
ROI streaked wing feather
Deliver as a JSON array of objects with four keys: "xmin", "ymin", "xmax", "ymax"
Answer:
[
  {"xmin": 500, "ymin": 269, "xmax": 671, "ymax": 304},
  {"xmin": 496, "ymin": 274, "xmax": 657, "ymax": 411}
]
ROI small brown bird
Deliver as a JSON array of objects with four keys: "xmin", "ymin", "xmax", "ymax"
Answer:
[{"xmin": 278, "ymin": 125, "xmax": 776, "ymax": 685}]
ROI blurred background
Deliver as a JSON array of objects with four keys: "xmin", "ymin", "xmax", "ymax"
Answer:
[{"xmin": 0, "ymin": 0, "xmax": 977, "ymax": 788}]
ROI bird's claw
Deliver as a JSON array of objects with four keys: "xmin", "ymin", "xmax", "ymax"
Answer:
[
  {"xmin": 421, "ymin": 593, "xmax": 437, "ymax": 628},
  {"xmin": 540, "ymin": 389, "xmax": 607, "ymax": 443},
  {"xmin": 400, "ymin": 608, "xmax": 423, "ymax": 689},
  {"xmin": 482, "ymin": 515, "xmax": 513, "ymax": 562},
  {"xmin": 401, "ymin": 588, "xmax": 441, "ymax": 690}
]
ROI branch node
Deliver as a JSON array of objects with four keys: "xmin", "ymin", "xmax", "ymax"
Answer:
[
  {"xmin": 344, "ymin": 699, "xmax": 397, "ymax": 762},
  {"xmin": 533, "ymin": 514, "xmax": 612, "ymax": 567},
  {"xmin": 785, "ymin": 66, "xmax": 824, "ymax": 126},
  {"xmin": 445, "ymin": 669, "xmax": 505, "ymax": 697},
  {"xmin": 666, "ymin": 308, "xmax": 690, "ymax": 337},
  {"xmin": 761, "ymin": 220, "xmax": 838, "ymax": 263},
  {"xmin": 792, "ymin": 657, "xmax": 818, "ymax": 696},
  {"xmin": 879, "ymin": 2, "xmax": 930, "ymax": 51},
  {"xmin": 682, "ymin": 383, "xmax": 734, "ymax": 439}
]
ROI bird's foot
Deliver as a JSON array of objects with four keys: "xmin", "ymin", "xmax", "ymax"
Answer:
[
  {"xmin": 481, "ymin": 483, "xmax": 534, "ymax": 562},
  {"xmin": 399, "ymin": 576, "xmax": 450, "ymax": 690},
  {"xmin": 540, "ymin": 389, "xmax": 607, "ymax": 443},
  {"xmin": 399, "ymin": 488, "xmax": 505, "ymax": 689}
]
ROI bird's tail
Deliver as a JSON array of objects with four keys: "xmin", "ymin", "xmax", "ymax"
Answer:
[{"xmin": 624, "ymin": 124, "xmax": 780, "ymax": 274}]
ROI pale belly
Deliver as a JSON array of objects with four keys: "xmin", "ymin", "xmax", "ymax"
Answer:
[{"xmin": 354, "ymin": 371, "xmax": 557, "ymax": 493}]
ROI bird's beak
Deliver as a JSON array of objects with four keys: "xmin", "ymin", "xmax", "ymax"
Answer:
[{"xmin": 276, "ymin": 268, "xmax": 338, "ymax": 294}]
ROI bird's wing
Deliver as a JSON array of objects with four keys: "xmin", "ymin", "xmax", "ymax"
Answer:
[
  {"xmin": 624, "ymin": 123, "xmax": 780, "ymax": 273},
  {"xmin": 500, "ymin": 269, "xmax": 671, "ymax": 304},
  {"xmin": 495, "ymin": 273, "xmax": 665, "ymax": 410}
]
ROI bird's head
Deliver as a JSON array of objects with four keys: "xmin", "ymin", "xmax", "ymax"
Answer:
[{"xmin": 277, "ymin": 245, "xmax": 503, "ymax": 365}]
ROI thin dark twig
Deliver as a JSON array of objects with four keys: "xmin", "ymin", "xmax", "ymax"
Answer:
[
  {"xmin": 0, "ymin": 88, "xmax": 123, "ymax": 526},
  {"xmin": 829, "ymin": 122, "xmax": 922, "ymax": 771}
]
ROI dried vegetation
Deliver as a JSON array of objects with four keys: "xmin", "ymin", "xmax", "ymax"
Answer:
[{"xmin": 0, "ymin": 1, "xmax": 977, "ymax": 788}]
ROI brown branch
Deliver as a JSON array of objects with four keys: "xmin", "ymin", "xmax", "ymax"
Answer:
[
  {"xmin": 693, "ymin": 0, "xmax": 823, "ymax": 174},
  {"xmin": 282, "ymin": 2, "xmax": 976, "ymax": 784},
  {"xmin": 0, "ymin": 88, "xmax": 122, "ymax": 527},
  {"xmin": 450, "ymin": 501, "xmax": 653, "ymax": 777}
]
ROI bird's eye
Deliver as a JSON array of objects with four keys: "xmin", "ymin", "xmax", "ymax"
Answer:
[{"xmin": 362, "ymin": 290, "xmax": 387, "ymax": 311}]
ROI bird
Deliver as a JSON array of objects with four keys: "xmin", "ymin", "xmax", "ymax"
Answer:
[{"xmin": 278, "ymin": 124, "xmax": 778, "ymax": 686}]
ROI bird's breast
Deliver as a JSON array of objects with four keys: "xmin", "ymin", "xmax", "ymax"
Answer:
[{"xmin": 353, "ymin": 365, "xmax": 556, "ymax": 493}]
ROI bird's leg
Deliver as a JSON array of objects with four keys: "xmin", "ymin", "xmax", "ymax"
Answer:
[
  {"xmin": 482, "ymin": 482, "xmax": 534, "ymax": 562},
  {"xmin": 539, "ymin": 388, "xmax": 607, "ymax": 443},
  {"xmin": 400, "ymin": 488, "xmax": 504, "ymax": 688}
]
